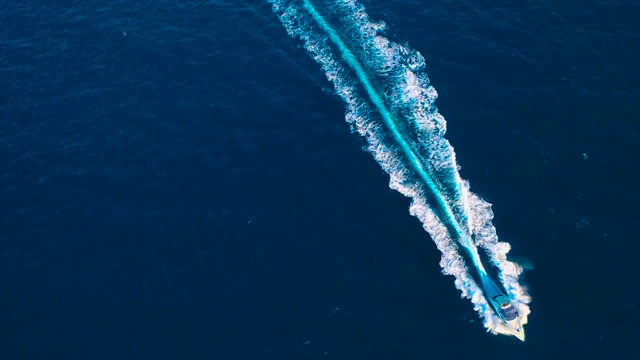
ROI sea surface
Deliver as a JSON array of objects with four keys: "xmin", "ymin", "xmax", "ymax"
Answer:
[{"xmin": 1, "ymin": 0, "xmax": 639, "ymax": 359}]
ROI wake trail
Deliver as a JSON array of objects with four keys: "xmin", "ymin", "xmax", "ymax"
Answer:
[{"xmin": 270, "ymin": 0, "xmax": 531, "ymax": 336}]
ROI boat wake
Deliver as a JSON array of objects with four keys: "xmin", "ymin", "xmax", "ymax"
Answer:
[{"xmin": 269, "ymin": 0, "xmax": 531, "ymax": 337}]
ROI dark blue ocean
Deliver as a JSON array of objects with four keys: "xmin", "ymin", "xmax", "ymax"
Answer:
[{"xmin": 1, "ymin": 0, "xmax": 639, "ymax": 358}]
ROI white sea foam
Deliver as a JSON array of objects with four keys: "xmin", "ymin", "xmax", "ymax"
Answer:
[{"xmin": 270, "ymin": 0, "xmax": 530, "ymax": 336}]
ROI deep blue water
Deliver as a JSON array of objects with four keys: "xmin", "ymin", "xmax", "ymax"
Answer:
[{"xmin": 1, "ymin": 0, "xmax": 639, "ymax": 358}]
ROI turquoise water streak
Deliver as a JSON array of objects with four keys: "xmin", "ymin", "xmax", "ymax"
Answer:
[
  {"xmin": 273, "ymin": 0, "xmax": 531, "ymax": 337},
  {"xmin": 301, "ymin": 0, "xmax": 487, "ymax": 273}
]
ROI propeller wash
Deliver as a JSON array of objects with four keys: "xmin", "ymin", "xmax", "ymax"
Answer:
[{"xmin": 270, "ymin": 0, "xmax": 531, "ymax": 340}]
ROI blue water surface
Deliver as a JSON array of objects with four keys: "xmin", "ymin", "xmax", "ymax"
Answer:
[{"xmin": 1, "ymin": 0, "xmax": 639, "ymax": 358}]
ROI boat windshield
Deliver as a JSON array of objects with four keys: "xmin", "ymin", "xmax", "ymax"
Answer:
[
  {"xmin": 501, "ymin": 305, "xmax": 518, "ymax": 321},
  {"xmin": 492, "ymin": 296, "xmax": 518, "ymax": 320}
]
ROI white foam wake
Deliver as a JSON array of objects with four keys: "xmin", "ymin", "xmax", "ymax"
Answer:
[{"xmin": 270, "ymin": 0, "xmax": 530, "ymax": 336}]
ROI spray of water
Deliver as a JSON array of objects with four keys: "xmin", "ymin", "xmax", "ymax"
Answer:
[{"xmin": 270, "ymin": 0, "xmax": 531, "ymax": 337}]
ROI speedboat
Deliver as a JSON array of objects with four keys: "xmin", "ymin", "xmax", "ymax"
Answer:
[{"xmin": 489, "ymin": 294, "xmax": 525, "ymax": 341}]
